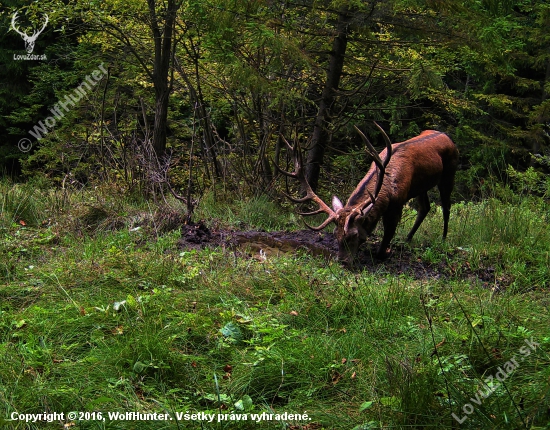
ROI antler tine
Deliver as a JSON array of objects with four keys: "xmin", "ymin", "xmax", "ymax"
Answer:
[
  {"xmin": 299, "ymin": 208, "xmax": 329, "ymax": 217},
  {"xmin": 277, "ymin": 133, "xmax": 306, "ymax": 179},
  {"xmin": 279, "ymin": 133, "xmax": 295, "ymax": 153},
  {"xmin": 303, "ymin": 216, "xmax": 336, "ymax": 231},
  {"xmin": 354, "ymin": 125, "xmax": 384, "ymax": 169},
  {"xmin": 371, "ymin": 122, "xmax": 393, "ymax": 199},
  {"xmin": 273, "ymin": 160, "xmax": 298, "ymax": 179},
  {"xmin": 373, "ymin": 121, "xmax": 392, "ymax": 168},
  {"xmin": 275, "ymin": 133, "xmax": 338, "ymax": 230},
  {"xmin": 356, "ymin": 188, "xmax": 376, "ymax": 218},
  {"xmin": 366, "ymin": 188, "xmax": 376, "ymax": 204},
  {"xmin": 282, "ymin": 191, "xmax": 312, "ymax": 204},
  {"xmin": 355, "ymin": 123, "xmax": 394, "ymax": 210},
  {"xmin": 274, "ymin": 134, "xmax": 300, "ymax": 179}
]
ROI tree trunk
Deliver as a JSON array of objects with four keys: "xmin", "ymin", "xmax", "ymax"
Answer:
[
  {"xmin": 152, "ymin": 87, "xmax": 170, "ymax": 156},
  {"xmin": 305, "ymin": 8, "xmax": 351, "ymax": 192},
  {"xmin": 148, "ymin": 0, "xmax": 180, "ymax": 156}
]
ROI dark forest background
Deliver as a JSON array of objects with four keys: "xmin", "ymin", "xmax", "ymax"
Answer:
[{"xmin": 1, "ymin": 0, "xmax": 549, "ymax": 207}]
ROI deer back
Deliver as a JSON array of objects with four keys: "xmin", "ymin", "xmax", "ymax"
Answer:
[{"xmin": 347, "ymin": 130, "xmax": 457, "ymax": 209}]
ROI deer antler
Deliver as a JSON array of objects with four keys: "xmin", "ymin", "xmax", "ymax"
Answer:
[
  {"xmin": 354, "ymin": 122, "xmax": 393, "ymax": 210},
  {"xmin": 274, "ymin": 135, "xmax": 338, "ymax": 230}
]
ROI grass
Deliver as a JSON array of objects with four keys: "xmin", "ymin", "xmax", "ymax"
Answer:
[
  {"xmin": 195, "ymin": 192, "xmax": 295, "ymax": 231},
  {"xmin": 0, "ymin": 180, "xmax": 549, "ymax": 429}
]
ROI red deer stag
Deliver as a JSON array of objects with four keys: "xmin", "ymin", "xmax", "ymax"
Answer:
[{"xmin": 277, "ymin": 123, "xmax": 459, "ymax": 264}]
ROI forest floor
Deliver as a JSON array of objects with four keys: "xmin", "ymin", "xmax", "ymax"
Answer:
[{"xmin": 1, "ymin": 185, "xmax": 549, "ymax": 429}]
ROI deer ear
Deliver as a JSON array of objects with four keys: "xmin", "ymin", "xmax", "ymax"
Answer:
[{"xmin": 332, "ymin": 196, "xmax": 344, "ymax": 212}]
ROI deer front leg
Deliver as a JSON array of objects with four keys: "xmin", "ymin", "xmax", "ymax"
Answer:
[{"xmin": 377, "ymin": 206, "xmax": 403, "ymax": 259}]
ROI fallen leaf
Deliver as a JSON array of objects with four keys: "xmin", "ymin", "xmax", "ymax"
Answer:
[{"xmin": 111, "ymin": 326, "xmax": 124, "ymax": 335}]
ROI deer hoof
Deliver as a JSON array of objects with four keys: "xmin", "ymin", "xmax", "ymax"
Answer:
[{"xmin": 376, "ymin": 248, "xmax": 391, "ymax": 260}]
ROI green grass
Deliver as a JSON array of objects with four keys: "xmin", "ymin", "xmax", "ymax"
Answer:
[
  {"xmin": 196, "ymin": 192, "xmax": 294, "ymax": 231},
  {"xmin": 0, "ymin": 181, "xmax": 549, "ymax": 429}
]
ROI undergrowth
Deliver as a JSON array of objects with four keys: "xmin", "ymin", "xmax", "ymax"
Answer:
[{"xmin": 0, "ymin": 179, "xmax": 549, "ymax": 429}]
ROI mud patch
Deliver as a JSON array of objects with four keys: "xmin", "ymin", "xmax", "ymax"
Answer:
[
  {"xmin": 177, "ymin": 224, "xmax": 337, "ymax": 258},
  {"xmin": 176, "ymin": 222, "xmax": 508, "ymax": 286},
  {"xmin": 229, "ymin": 230, "xmax": 337, "ymax": 259},
  {"xmin": 177, "ymin": 223, "xmax": 213, "ymax": 250}
]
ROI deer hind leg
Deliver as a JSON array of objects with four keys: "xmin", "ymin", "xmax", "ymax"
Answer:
[
  {"xmin": 406, "ymin": 192, "xmax": 430, "ymax": 242},
  {"xmin": 438, "ymin": 181, "xmax": 453, "ymax": 239}
]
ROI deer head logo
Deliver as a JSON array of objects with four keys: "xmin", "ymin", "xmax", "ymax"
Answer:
[{"xmin": 11, "ymin": 12, "xmax": 49, "ymax": 54}]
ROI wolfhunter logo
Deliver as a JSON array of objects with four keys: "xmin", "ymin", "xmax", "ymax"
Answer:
[
  {"xmin": 11, "ymin": 11, "xmax": 48, "ymax": 58},
  {"xmin": 17, "ymin": 63, "xmax": 109, "ymax": 153}
]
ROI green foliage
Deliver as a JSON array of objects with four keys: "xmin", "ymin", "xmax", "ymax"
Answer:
[
  {"xmin": 0, "ymin": 181, "xmax": 43, "ymax": 227},
  {"xmin": 196, "ymin": 192, "xmax": 291, "ymax": 230},
  {"xmin": 506, "ymin": 165, "xmax": 550, "ymax": 197},
  {"xmin": 2, "ymin": 0, "xmax": 548, "ymax": 204}
]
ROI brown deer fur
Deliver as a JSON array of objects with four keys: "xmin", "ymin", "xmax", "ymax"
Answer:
[
  {"xmin": 332, "ymin": 130, "xmax": 459, "ymax": 263},
  {"xmin": 277, "ymin": 125, "xmax": 459, "ymax": 265}
]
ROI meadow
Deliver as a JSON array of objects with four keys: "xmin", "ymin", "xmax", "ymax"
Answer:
[{"xmin": 0, "ymin": 180, "xmax": 549, "ymax": 429}]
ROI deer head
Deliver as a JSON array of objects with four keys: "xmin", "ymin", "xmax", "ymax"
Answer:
[
  {"xmin": 275, "ymin": 123, "xmax": 392, "ymax": 265},
  {"xmin": 11, "ymin": 12, "xmax": 49, "ymax": 54}
]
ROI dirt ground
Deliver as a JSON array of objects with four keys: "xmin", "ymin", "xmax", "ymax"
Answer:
[{"xmin": 176, "ymin": 223, "xmax": 505, "ymax": 288}]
